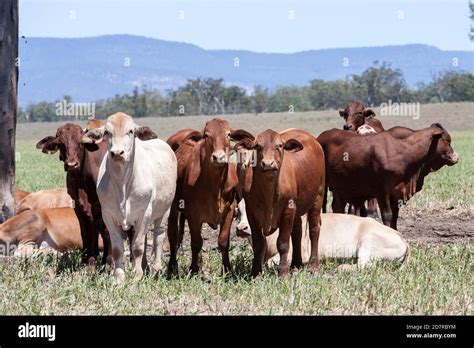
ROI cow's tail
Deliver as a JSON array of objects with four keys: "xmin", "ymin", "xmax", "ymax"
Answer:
[
  {"xmin": 322, "ymin": 186, "xmax": 328, "ymax": 213},
  {"xmin": 177, "ymin": 210, "xmax": 186, "ymax": 250}
]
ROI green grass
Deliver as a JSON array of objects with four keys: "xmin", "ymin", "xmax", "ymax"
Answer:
[{"xmin": 0, "ymin": 243, "xmax": 471, "ymax": 315}]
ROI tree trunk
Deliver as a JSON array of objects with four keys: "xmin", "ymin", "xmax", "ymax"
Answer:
[{"xmin": 0, "ymin": 0, "xmax": 18, "ymax": 223}]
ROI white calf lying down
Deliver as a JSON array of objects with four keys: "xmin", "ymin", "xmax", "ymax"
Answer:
[
  {"xmin": 236, "ymin": 200, "xmax": 409, "ymax": 267},
  {"xmin": 16, "ymin": 188, "xmax": 74, "ymax": 214}
]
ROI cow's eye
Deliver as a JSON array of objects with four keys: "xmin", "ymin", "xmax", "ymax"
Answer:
[
  {"xmin": 104, "ymin": 130, "xmax": 110, "ymax": 136},
  {"xmin": 128, "ymin": 130, "xmax": 133, "ymax": 135},
  {"xmin": 226, "ymin": 132, "xmax": 231, "ymax": 138},
  {"xmin": 204, "ymin": 132, "xmax": 210, "ymax": 138}
]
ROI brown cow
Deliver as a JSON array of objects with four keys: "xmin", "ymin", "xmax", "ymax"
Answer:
[
  {"xmin": 16, "ymin": 188, "xmax": 73, "ymax": 213},
  {"xmin": 339, "ymin": 101, "xmax": 384, "ymax": 132},
  {"xmin": 166, "ymin": 119, "xmax": 252, "ymax": 276},
  {"xmin": 0, "ymin": 207, "xmax": 103, "ymax": 256},
  {"xmin": 317, "ymin": 123, "xmax": 459, "ymax": 229},
  {"xmin": 14, "ymin": 189, "xmax": 30, "ymax": 203},
  {"xmin": 236, "ymin": 128, "xmax": 325, "ymax": 277},
  {"xmin": 36, "ymin": 120, "xmax": 110, "ymax": 265}
]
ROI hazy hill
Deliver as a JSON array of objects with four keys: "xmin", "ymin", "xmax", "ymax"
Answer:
[{"xmin": 18, "ymin": 35, "xmax": 474, "ymax": 105}]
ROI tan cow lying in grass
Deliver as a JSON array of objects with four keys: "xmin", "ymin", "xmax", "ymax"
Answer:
[
  {"xmin": 236, "ymin": 200, "xmax": 409, "ymax": 268},
  {"xmin": 16, "ymin": 188, "xmax": 74, "ymax": 214},
  {"xmin": 0, "ymin": 207, "xmax": 100, "ymax": 257}
]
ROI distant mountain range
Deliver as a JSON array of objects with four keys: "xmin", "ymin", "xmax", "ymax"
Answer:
[{"xmin": 18, "ymin": 35, "xmax": 474, "ymax": 106}]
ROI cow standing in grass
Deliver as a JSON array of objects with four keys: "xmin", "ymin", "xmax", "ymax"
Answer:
[
  {"xmin": 37, "ymin": 120, "xmax": 111, "ymax": 265},
  {"xmin": 166, "ymin": 119, "xmax": 253, "ymax": 276},
  {"xmin": 317, "ymin": 123, "xmax": 459, "ymax": 230},
  {"xmin": 236, "ymin": 128, "xmax": 325, "ymax": 277},
  {"xmin": 82, "ymin": 113, "xmax": 177, "ymax": 281}
]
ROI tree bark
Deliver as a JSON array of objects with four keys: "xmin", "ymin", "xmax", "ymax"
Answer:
[{"xmin": 0, "ymin": 0, "xmax": 18, "ymax": 223}]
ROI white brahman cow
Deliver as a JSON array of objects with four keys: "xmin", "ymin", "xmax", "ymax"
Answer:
[
  {"xmin": 236, "ymin": 199, "xmax": 409, "ymax": 268},
  {"xmin": 82, "ymin": 112, "xmax": 177, "ymax": 281}
]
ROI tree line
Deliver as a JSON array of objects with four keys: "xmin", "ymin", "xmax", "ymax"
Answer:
[{"xmin": 19, "ymin": 62, "xmax": 474, "ymax": 122}]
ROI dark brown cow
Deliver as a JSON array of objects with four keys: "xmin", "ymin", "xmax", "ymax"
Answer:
[
  {"xmin": 166, "ymin": 119, "xmax": 253, "ymax": 275},
  {"xmin": 317, "ymin": 123, "xmax": 459, "ymax": 230},
  {"xmin": 236, "ymin": 128, "xmax": 325, "ymax": 277},
  {"xmin": 339, "ymin": 101, "xmax": 384, "ymax": 132},
  {"xmin": 334, "ymin": 101, "xmax": 385, "ymax": 218},
  {"xmin": 36, "ymin": 120, "xmax": 110, "ymax": 265}
]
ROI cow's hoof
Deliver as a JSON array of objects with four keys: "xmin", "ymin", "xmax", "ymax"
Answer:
[{"xmin": 113, "ymin": 269, "xmax": 126, "ymax": 282}]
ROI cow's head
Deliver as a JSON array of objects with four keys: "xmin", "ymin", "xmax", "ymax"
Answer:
[
  {"xmin": 181, "ymin": 118, "xmax": 253, "ymax": 166},
  {"xmin": 36, "ymin": 120, "xmax": 103, "ymax": 171},
  {"xmin": 339, "ymin": 101, "xmax": 375, "ymax": 131},
  {"xmin": 428, "ymin": 123, "xmax": 459, "ymax": 171},
  {"xmin": 237, "ymin": 129, "xmax": 303, "ymax": 176},
  {"xmin": 81, "ymin": 112, "xmax": 157, "ymax": 164}
]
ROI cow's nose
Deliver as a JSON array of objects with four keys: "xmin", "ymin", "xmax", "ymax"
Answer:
[
  {"xmin": 211, "ymin": 151, "xmax": 227, "ymax": 164},
  {"xmin": 111, "ymin": 150, "xmax": 125, "ymax": 160},
  {"xmin": 261, "ymin": 159, "xmax": 278, "ymax": 171},
  {"xmin": 66, "ymin": 161, "xmax": 79, "ymax": 169},
  {"xmin": 343, "ymin": 124, "xmax": 352, "ymax": 130}
]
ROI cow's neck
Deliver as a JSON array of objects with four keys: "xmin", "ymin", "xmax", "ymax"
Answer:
[
  {"xmin": 397, "ymin": 128, "xmax": 437, "ymax": 196},
  {"xmin": 253, "ymin": 169, "xmax": 280, "ymax": 233},
  {"xmin": 201, "ymin": 154, "xmax": 228, "ymax": 204},
  {"xmin": 107, "ymin": 143, "xmax": 137, "ymax": 204}
]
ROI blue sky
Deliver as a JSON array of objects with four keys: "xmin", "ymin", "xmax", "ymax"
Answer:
[{"xmin": 20, "ymin": 0, "xmax": 474, "ymax": 53}]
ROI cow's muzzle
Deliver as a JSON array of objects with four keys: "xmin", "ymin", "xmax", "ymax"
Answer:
[
  {"xmin": 261, "ymin": 159, "xmax": 278, "ymax": 172},
  {"xmin": 111, "ymin": 150, "xmax": 125, "ymax": 162},
  {"xmin": 343, "ymin": 124, "xmax": 352, "ymax": 130},
  {"xmin": 211, "ymin": 150, "xmax": 228, "ymax": 165}
]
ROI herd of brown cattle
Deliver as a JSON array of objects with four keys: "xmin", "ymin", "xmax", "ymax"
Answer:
[{"xmin": 0, "ymin": 101, "xmax": 459, "ymax": 278}]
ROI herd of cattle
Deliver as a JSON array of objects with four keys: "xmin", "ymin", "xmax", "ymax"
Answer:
[{"xmin": 0, "ymin": 101, "xmax": 459, "ymax": 280}]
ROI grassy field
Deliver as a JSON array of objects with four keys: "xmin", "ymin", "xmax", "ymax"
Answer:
[{"xmin": 2, "ymin": 102, "xmax": 473, "ymax": 315}]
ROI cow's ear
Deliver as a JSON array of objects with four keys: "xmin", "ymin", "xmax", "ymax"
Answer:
[
  {"xmin": 284, "ymin": 138, "xmax": 304, "ymax": 152},
  {"xmin": 364, "ymin": 109, "xmax": 376, "ymax": 117},
  {"xmin": 235, "ymin": 138, "xmax": 255, "ymax": 151},
  {"xmin": 82, "ymin": 127, "xmax": 105, "ymax": 144},
  {"xmin": 431, "ymin": 127, "xmax": 443, "ymax": 139},
  {"xmin": 229, "ymin": 129, "xmax": 255, "ymax": 142},
  {"xmin": 36, "ymin": 136, "xmax": 60, "ymax": 154},
  {"xmin": 135, "ymin": 126, "xmax": 158, "ymax": 140},
  {"xmin": 339, "ymin": 110, "xmax": 347, "ymax": 118},
  {"xmin": 84, "ymin": 143, "xmax": 100, "ymax": 152},
  {"xmin": 182, "ymin": 130, "xmax": 203, "ymax": 146}
]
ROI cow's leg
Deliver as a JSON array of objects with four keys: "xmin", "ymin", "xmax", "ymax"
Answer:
[
  {"xmin": 277, "ymin": 204, "xmax": 296, "ymax": 277},
  {"xmin": 377, "ymin": 195, "xmax": 392, "ymax": 227},
  {"xmin": 307, "ymin": 202, "xmax": 322, "ymax": 273},
  {"xmin": 130, "ymin": 215, "xmax": 151, "ymax": 278},
  {"xmin": 218, "ymin": 202, "xmax": 235, "ymax": 275},
  {"xmin": 291, "ymin": 215, "xmax": 303, "ymax": 269},
  {"xmin": 389, "ymin": 199, "xmax": 400, "ymax": 230},
  {"xmin": 367, "ymin": 198, "xmax": 379, "ymax": 219},
  {"xmin": 76, "ymin": 209, "xmax": 90, "ymax": 264},
  {"xmin": 166, "ymin": 202, "xmax": 180, "ymax": 277},
  {"xmin": 189, "ymin": 218, "xmax": 203, "ymax": 275},
  {"xmin": 150, "ymin": 212, "xmax": 167, "ymax": 275},
  {"xmin": 331, "ymin": 191, "xmax": 346, "ymax": 213},
  {"xmin": 98, "ymin": 220, "xmax": 112, "ymax": 266},
  {"xmin": 103, "ymin": 215, "xmax": 125, "ymax": 281},
  {"xmin": 248, "ymin": 214, "xmax": 265, "ymax": 278}
]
